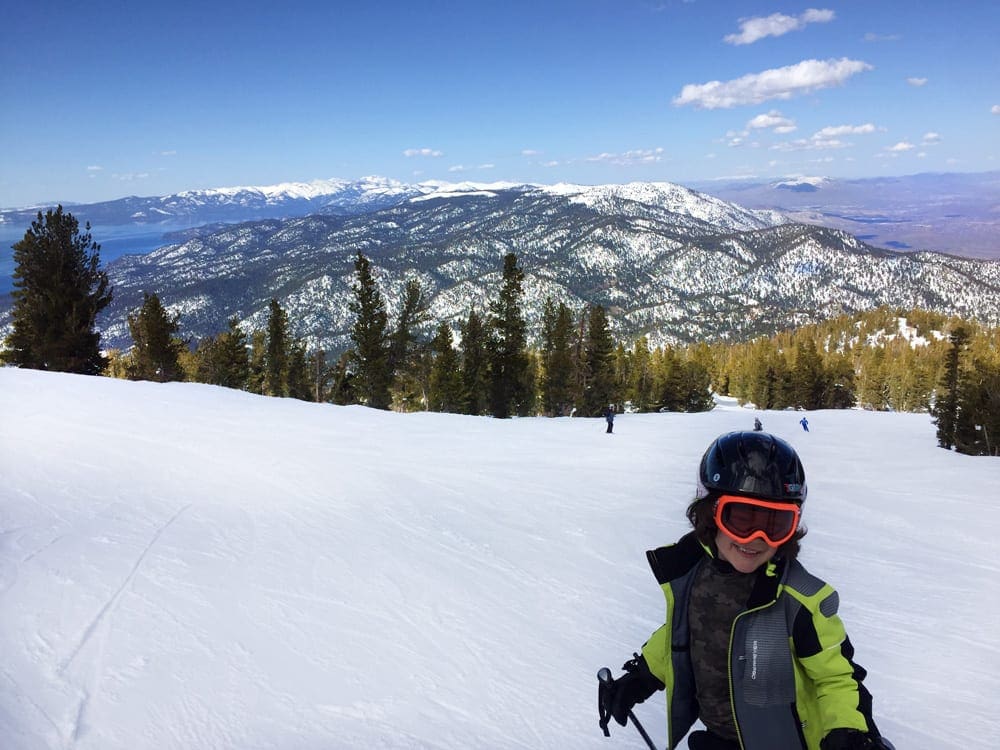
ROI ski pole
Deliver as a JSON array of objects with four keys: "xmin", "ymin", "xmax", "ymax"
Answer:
[{"xmin": 597, "ymin": 667, "xmax": 657, "ymax": 750}]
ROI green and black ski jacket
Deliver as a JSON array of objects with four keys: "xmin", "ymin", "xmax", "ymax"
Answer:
[{"xmin": 640, "ymin": 532, "xmax": 877, "ymax": 750}]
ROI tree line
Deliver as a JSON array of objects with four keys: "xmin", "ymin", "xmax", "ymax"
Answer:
[{"xmin": 3, "ymin": 206, "xmax": 998, "ymax": 455}]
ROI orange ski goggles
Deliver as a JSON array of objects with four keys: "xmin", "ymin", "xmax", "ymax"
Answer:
[{"xmin": 714, "ymin": 495, "xmax": 801, "ymax": 547}]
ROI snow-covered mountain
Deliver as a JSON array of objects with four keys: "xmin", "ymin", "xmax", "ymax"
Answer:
[
  {"xmin": 0, "ymin": 177, "xmax": 427, "ymax": 227},
  {"xmin": 63, "ymin": 182, "xmax": 1000, "ymax": 353},
  {"xmin": 4, "ymin": 177, "xmax": 998, "ymax": 353}
]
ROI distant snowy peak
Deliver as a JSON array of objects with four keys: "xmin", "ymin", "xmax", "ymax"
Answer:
[
  {"xmin": 542, "ymin": 181, "xmax": 788, "ymax": 230},
  {"xmin": 405, "ymin": 179, "xmax": 787, "ymax": 231},
  {"xmin": 772, "ymin": 176, "xmax": 831, "ymax": 193},
  {"xmin": 410, "ymin": 180, "xmax": 535, "ymax": 200},
  {"xmin": 173, "ymin": 176, "xmax": 419, "ymax": 205}
]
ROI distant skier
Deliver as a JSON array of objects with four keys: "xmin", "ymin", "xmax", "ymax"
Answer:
[
  {"xmin": 604, "ymin": 404, "xmax": 615, "ymax": 434},
  {"xmin": 753, "ymin": 417, "xmax": 763, "ymax": 431},
  {"xmin": 597, "ymin": 431, "xmax": 894, "ymax": 750},
  {"xmin": 800, "ymin": 416, "xmax": 810, "ymax": 432}
]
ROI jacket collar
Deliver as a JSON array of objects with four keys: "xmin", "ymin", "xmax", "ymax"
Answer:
[{"xmin": 647, "ymin": 531, "xmax": 786, "ymax": 608}]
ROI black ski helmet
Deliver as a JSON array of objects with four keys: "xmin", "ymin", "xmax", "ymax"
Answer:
[{"xmin": 696, "ymin": 431, "xmax": 807, "ymax": 504}]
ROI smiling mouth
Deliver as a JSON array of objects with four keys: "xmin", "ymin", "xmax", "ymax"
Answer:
[{"xmin": 734, "ymin": 543, "xmax": 762, "ymax": 556}]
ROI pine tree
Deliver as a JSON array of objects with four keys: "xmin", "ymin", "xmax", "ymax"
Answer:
[
  {"xmin": 613, "ymin": 343, "xmax": 630, "ymax": 408},
  {"xmin": 677, "ymin": 360, "xmax": 715, "ymax": 412},
  {"xmin": 629, "ymin": 337, "xmax": 656, "ymax": 412},
  {"xmin": 348, "ymin": 252, "xmax": 391, "ymax": 409},
  {"xmin": 286, "ymin": 340, "xmax": 311, "ymax": 401},
  {"xmin": 932, "ymin": 325, "xmax": 969, "ymax": 449},
  {"xmin": 388, "ymin": 279, "xmax": 430, "ymax": 411},
  {"xmin": 657, "ymin": 346, "xmax": 684, "ymax": 411},
  {"xmin": 215, "ymin": 317, "xmax": 250, "ymax": 390},
  {"xmin": 519, "ymin": 349, "xmax": 540, "ymax": 416},
  {"xmin": 582, "ymin": 304, "xmax": 616, "ymax": 416},
  {"xmin": 126, "ymin": 292, "xmax": 185, "ymax": 382},
  {"xmin": 540, "ymin": 299, "xmax": 576, "ymax": 416},
  {"xmin": 3, "ymin": 206, "xmax": 112, "ymax": 373},
  {"xmin": 460, "ymin": 308, "xmax": 490, "ymax": 415},
  {"xmin": 791, "ymin": 337, "xmax": 825, "ymax": 409},
  {"xmin": 388, "ymin": 279, "xmax": 428, "ymax": 376},
  {"xmin": 392, "ymin": 347, "xmax": 432, "ymax": 412},
  {"xmin": 487, "ymin": 253, "xmax": 529, "ymax": 418},
  {"xmin": 192, "ymin": 336, "xmax": 222, "ymax": 385},
  {"xmin": 856, "ymin": 346, "xmax": 890, "ymax": 410},
  {"xmin": 329, "ymin": 351, "xmax": 356, "ymax": 405},
  {"xmin": 428, "ymin": 323, "xmax": 464, "ymax": 412},
  {"xmin": 823, "ymin": 352, "xmax": 856, "ymax": 409},
  {"xmin": 264, "ymin": 298, "xmax": 290, "ymax": 397},
  {"xmin": 309, "ymin": 349, "xmax": 332, "ymax": 403},
  {"xmin": 539, "ymin": 297, "xmax": 558, "ymax": 413},
  {"xmin": 247, "ymin": 331, "xmax": 267, "ymax": 395},
  {"xmin": 954, "ymin": 357, "xmax": 1000, "ymax": 456}
]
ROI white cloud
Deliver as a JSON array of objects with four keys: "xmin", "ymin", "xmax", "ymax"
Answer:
[
  {"xmin": 864, "ymin": 32, "xmax": 900, "ymax": 42},
  {"xmin": 922, "ymin": 132, "xmax": 941, "ymax": 144},
  {"xmin": 158, "ymin": 150, "xmax": 177, "ymax": 157},
  {"xmin": 907, "ymin": 77, "xmax": 928, "ymax": 87},
  {"xmin": 541, "ymin": 161, "xmax": 560, "ymax": 168},
  {"xmin": 813, "ymin": 123, "xmax": 876, "ymax": 138},
  {"xmin": 746, "ymin": 110, "xmax": 796, "ymax": 132},
  {"xmin": 887, "ymin": 141, "xmax": 915, "ymax": 152},
  {"xmin": 521, "ymin": 149, "xmax": 541, "ymax": 156},
  {"xmin": 724, "ymin": 9, "xmax": 834, "ymax": 45},
  {"xmin": 403, "ymin": 148, "xmax": 444, "ymax": 158},
  {"xmin": 113, "ymin": 172, "xmax": 150, "ymax": 181},
  {"xmin": 449, "ymin": 163, "xmax": 496, "ymax": 173},
  {"xmin": 86, "ymin": 165, "xmax": 103, "ymax": 172},
  {"xmin": 992, "ymin": 105, "xmax": 1000, "ymax": 115},
  {"xmin": 585, "ymin": 148, "xmax": 665, "ymax": 165},
  {"xmin": 673, "ymin": 58, "xmax": 872, "ymax": 109},
  {"xmin": 770, "ymin": 138, "xmax": 846, "ymax": 152}
]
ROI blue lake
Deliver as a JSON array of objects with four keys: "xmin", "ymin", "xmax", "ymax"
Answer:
[{"xmin": 0, "ymin": 224, "xmax": 189, "ymax": 295}]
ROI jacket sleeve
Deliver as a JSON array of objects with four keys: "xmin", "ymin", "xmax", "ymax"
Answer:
[
  {"xmin": 791, "ymin": 586, "xmax": 877, "ymax": 736},
  {"xmin": 640, "ymin": 624, "xmax": 671, "ymax": 686}
]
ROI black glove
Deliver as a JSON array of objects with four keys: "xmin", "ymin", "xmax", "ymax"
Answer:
[
  {"xmin": 821, "ymin": 728, "xmax": 876, "ymax": 750},
  {"xmin": 598, "ymin": 654, "xmax": 663, "ymax": 735}
]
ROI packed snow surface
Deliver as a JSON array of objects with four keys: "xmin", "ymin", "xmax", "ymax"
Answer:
[{"xmin": 1, "ymin": 368, "xmax": 997, "ymax": 749}]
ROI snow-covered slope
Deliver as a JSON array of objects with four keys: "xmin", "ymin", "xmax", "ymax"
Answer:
[
  {"xmin": 1, "ymin": 368, "xmax": 998, "ymax": 749},
  {"xmin": 542, "ymin": 181, "xmax": 787, "ymax": 230}
]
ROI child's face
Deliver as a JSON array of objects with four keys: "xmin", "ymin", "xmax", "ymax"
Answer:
[{"xmin": 715, "ymin": 528, "xmax": 779, "ymax": 574}]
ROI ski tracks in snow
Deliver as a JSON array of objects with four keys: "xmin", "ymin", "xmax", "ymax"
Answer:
[{"xmin": 56, "ymin": 503, "xmax": 192, "ymax": 745}]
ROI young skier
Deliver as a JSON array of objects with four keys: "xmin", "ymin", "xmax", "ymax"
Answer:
[{"xmin": 598, "ymin": 431, "xmax": 892, "ymax": 750}]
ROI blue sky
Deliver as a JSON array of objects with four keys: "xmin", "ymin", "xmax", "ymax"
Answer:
[{"xmin": 2, "ymin": 1, "xmax": 998, "ymax": 207}]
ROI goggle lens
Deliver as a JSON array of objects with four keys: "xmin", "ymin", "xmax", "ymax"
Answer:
[{"xmin": 714, "ymin": 495, "xmax": 800, "ymax": 547}]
